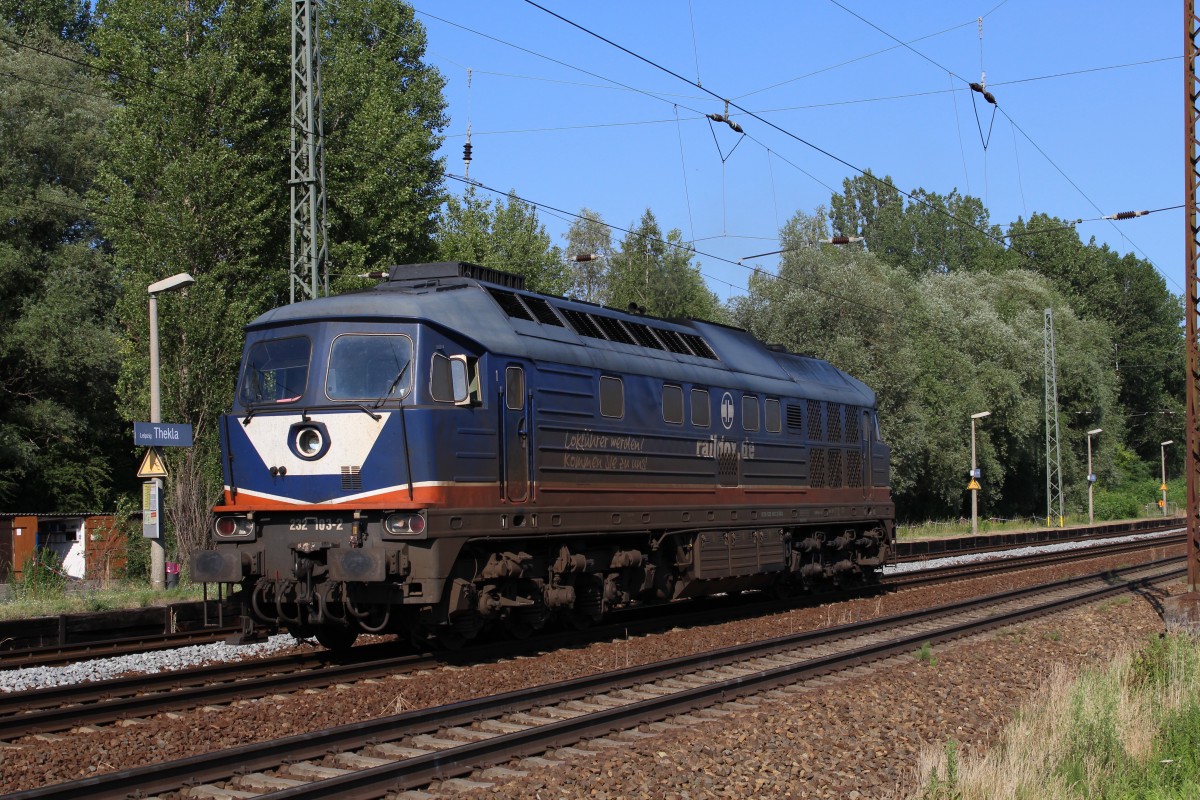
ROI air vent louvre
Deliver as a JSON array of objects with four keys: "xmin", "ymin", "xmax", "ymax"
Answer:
[
  {"xmin": 826, "ymin": 402, "xmax": 843, "ymax": 442},
  {"xmin": 341, "ymin": 466, "xmax": 362, "ymax": 491},
  {"xmin": 624, "ymin": 320, "xmax": 666, "ymax": 350},
  {"xmin": 846, "ymin": 406, "xmax": 861, "ymax": 443},
  {"xmin": 847, "ymin": 451, "xmax": 863, "ymax": 488},
  {"xmin": 809, "ymin": 448, "xmax": 826, "ymax": 488},
  {"xmin": 679, "ymin": 332, "xmax": 716, "ymax": 359},
  {"xmin": 561, "ymin": 308, "xmax": 606, "ymax": 339},
  {"xmin": 827, "ymin": 448, "xmax": 843, "ymax": 488},
  {"xmin": 656, "ymin": 328, "xmax": 691, "ymax": 355},
  {"xmin": 806, "ymin": 399, "xmax": 823, "ymax": 441},
  {"xmin": 592, "ymin": 315, "xmax": 636, "ymax": 345},
  {"xmin": 487, "ymin": 288, "xmax": 534, "ymax": 321},
  {"xmin": 786, "ymin": 404, "xmax": 804, "ymax": 432},
  {"xmin": 523, "ymin": 296, "xmax": 565, "ymax": 326}
]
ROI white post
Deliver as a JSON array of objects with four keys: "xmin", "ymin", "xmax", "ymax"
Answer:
[
  {"xmin": 969, "ymin": 411, "xmax": 991, "ymax": 535},
  {"xmin": 971, "ymin": 417, "xmax": 978, "ymax": 535},
  {"xmin": 148, "ymin": 292, "xmax": 164, "ymax": 590},
  {"xmin": 146, "ymin": 273, "xmax": 195, "ymax": 591}
]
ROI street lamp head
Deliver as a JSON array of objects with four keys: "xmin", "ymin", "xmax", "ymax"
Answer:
[
  {"xmin": 1087, "ymin": 428, "xmax": 1103, "ymax": 436},
  {"xmin": 1162, "ymin": 440, "xmax": 1175, "ymax": 447},
  {"xmin": 971, "ymin": 411, "xmax": 992, "ymax": 420},
  {"xmin": 148, "ymin": 272, "xmax": 196, "ymax": 295}
]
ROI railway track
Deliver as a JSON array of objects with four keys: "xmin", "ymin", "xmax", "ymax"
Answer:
[
  {"xmin": 0, "ymin": 530, "xmax": 1181, "ymax": 742},
  {"xmin": 0, "ymin": 519, "xmax": 1175, "ymax": 673},
  {"xmin": 0, "ymin": 625, "xmax": 241, "ymax": 670},
  {"xmin": 7, "ymin": 558, "xmax": 1181, "ymax": 800}
]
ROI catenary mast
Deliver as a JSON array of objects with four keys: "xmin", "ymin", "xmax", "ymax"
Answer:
[{"xmin": 290, "ymin": 0, "xmax": 328, "ymax": 303}]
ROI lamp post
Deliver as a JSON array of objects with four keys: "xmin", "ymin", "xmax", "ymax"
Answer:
[
  {"xmin": 970, "ymin": 411, "xmax": 991, "ymax": 534},
  {"xmin": 147, "ymin": 272, "xmax": 195, "ymax": 590},
  {"xmin": 1086, "ymin": 428, "xmax": 1102, "ymax": 525},
  {"xmin": 1161, "ymin": 440, "xmax": 1174, "ymax": 517}
]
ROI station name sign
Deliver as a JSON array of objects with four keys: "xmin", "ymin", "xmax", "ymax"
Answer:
[{"xmin": 134, "ymin": 422, "xmax": 193, "ymax": 447}]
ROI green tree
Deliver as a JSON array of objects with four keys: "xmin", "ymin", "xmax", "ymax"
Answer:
[
  {"xmin": 437, "ymin": 187, "xmax": 570, "ymax": 295},
  {"xmin": 0, "ymin": 28, "xmax": 123, "ymax": 510},
  {"xmin": 733, "ymin": 206, "xmax": 1122, "ymax": 522},
  {"xmin": 91, "ymin": 0, "xmax": 448, "ymax": 559},
  {"xmin": 830, "ymin": 172, "xmax": 1005, "ymax": 276},
  {"xmin": 607, "ymin": 209, "xmax": 720, "ymax": 321},
  {"xmin": 322, "ymin": 0, "xmax": 447, "ymax": 290},
  {"xmin": 563, "ymin": 208, "xmax": 612, "ymax": 303},
  {"xmin": 0, "ymin": 0, "xmax": 91, "ymax": 41}
]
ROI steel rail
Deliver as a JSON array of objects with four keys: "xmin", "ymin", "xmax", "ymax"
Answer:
[
  {"xmin": 0, "ymin": 532, "xmax": 1179, "ymax": 739},
  {"xmin": 7, "ymin": 560, "xmax": 1182, "ymax": 800},
  {"xmin": 0, "ymin": 626, "xmax": 241, "ymax": 670}
]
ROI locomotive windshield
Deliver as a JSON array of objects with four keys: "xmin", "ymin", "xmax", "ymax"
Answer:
[
  {"xmin": 239, "ymin": 336, "xmax": 311, "ymax": 406},
  {"xmin": 325, "ymin": 333, "xmax": 414, "ymax": 402}
]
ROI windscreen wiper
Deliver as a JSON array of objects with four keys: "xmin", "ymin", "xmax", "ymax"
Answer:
[{"xmin": 373, "ymin": 361, "xmax": 411, "ymax": 409}]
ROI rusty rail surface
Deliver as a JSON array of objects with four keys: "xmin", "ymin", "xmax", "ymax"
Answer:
[{"xmin": 7, "ymin": 559, "xmax": 1181, "ymax": 800}]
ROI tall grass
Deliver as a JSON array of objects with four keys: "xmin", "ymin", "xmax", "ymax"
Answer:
[{"xmin": 911, "ymin": 634, "xmax": 1200, "ymax": 799}]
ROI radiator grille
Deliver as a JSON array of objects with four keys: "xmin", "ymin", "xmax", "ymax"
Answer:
[
  {"xmin": 847, "ymin": 450, "xmax": 863, "ymax": 488},
  {"xmin": 809, "ymin": 448, "xmax": 826, "ymax": 488},
  {"xmin": 827, "ymin": 448, "xmax": 843, "ymax": 488},
  {"xmin": 806, "ymin": 400, "xmax": 823, "ymax": 441},
  {"xmin": 341, "ymin": 466, "xmax": 362, "ymax": 491}
]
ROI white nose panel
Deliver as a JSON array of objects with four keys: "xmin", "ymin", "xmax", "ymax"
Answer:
[{"xmin": 241, "ymin": 412, "xmax": 391, "ymax": 476}]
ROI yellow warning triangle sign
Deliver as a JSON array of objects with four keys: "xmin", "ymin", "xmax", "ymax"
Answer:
[
  {"xmin": 1160, "ymin": 483, "xmax": 1169, "ymax": 492},
  {"xmin": 138, "ymin": 447, "xmax": 168, "ymax": 479},
  {"xmin": 966, "ymin": 479, "xmax": 981, "ymax": 491}
]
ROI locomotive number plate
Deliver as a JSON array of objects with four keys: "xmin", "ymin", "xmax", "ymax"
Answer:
[{"xmin": 288, "ymin": 517, "xmax": 345, "ymax": 532}]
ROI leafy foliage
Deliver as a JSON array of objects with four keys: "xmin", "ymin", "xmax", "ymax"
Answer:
[
  {"xmin": 733, "ymin": 205, "xmax": 1124, "ymax": 520},
  {"xmin": 606, "ymin": 209, "xmax": 721, "ymax": 321},
  {"xmin": 88, "ymin": 0, "xmax": 447, "ymax": 559},
  {"xmin": 0, "ymin": 27, "xmax": 126, "ymax": 510},
  {"xmin": 437, "ymin": 187, "xmax": 570, "ymax": 295}
]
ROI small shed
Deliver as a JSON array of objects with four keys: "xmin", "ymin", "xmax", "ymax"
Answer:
[{"xmin": 0, "ymin": 513, "xmax": 126, "ymax": 583}]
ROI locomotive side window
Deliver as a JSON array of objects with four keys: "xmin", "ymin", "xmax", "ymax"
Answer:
[
  {"xmin": 742, "ymin": 395, "xmax": 760, "ymax": 431},
  {"xmin": 765, "ymin": 398, "xmax": 781, "ymax": 433},
  {"xmin": 662, "ymin": 385, "xmax": 684, "ymax": 424},
  {"xmin": 326, "ymin": 334, "xmax": 413, "ymax": 402},
  {"xmin": 431, "ymin": 353, "xmax": 472, "ymax": 404},
  {"xmin": 240, "ymin": 336, "xmax": 311, "ymax": 405},
  {"xmin": 691, "ymin": 388, "xmax": 711, "ymax": 427},
  {"xmin": 600, "ymin": 376, "xmax": 624, "ymax": 418},
  {"xmin": 506, "ymin": 366, "xmax": 525, "ymax": 410}
]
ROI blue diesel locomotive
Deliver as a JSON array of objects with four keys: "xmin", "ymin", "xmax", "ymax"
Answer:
[{"xmin": 191, "ymin": 262, "xmax": 894, "ymax": 648}]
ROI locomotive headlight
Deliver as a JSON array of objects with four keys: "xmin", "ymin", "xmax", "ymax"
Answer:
[
  {"xmin": 384, "ymin": 511, "xmax": 427, "ymax": 536},
  {"xmin": 213, "ymin": 515, "xmax": 254, "ymax": 538},
  {"xmin": 287, "ymin": 421, "xmax": 331, "ymax": 461},
  {"xmin": 296, "ymin": 427, "xmax": 323, "ymax": 457}
]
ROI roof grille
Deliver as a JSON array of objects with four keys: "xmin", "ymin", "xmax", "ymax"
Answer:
[
  {"xmin": 561, "ymin": 308, "xmax": 606, "ymax": 339},
  {"xmin": 655, "ymin": 328, "xmax": 692, "ymax": 355},
  {"xmin": 522, "ymin": 296, "xmax": 564, "ymax": 326},
  {"xmin": 592, "ymin": 315, "xmax": 636, "ymax": 345},
  {"xmin": 623, "ymin": 320, "xmax": 665, "ymax": 350},
  {"xmin": 680, "ymin": 332, "xmax": 716, "ymax": 359},
  {"xmin": 487, "ymin": 288, "xmax": 535, "ymax": 321}
]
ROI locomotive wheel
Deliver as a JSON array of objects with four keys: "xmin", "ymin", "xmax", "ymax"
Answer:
[{"xmin": 314, "ymin": 625, "xmax": 359, "ymax": 651}]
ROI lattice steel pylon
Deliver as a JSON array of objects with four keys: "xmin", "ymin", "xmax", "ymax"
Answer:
[
  {"xmin": 290, "ymin": 0, "xmax": 328, "ymax": 303},
  {"xmin": 1044, "ymin": 308, "xmax": 1065, "ymax": 528}
]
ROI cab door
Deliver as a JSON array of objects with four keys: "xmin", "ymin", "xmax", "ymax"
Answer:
[{"xmin": 502, "ymin": 364, "xmax": 530, "ymax": 503}]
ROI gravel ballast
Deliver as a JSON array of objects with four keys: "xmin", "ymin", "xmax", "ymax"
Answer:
[{"xmin": 0, "ymin": 544, "xmax": 1181, "ymax": 795}]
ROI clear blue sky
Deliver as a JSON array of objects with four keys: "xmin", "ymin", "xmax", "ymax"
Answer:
[{"xmin": 415, "ymin": 2, "xmax": 1182, "ymax": 301}]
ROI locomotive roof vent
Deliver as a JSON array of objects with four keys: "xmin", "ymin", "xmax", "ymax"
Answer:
[{"xmin": 386, "ymin": 261, "xmax": 525, "ymax": 290}]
